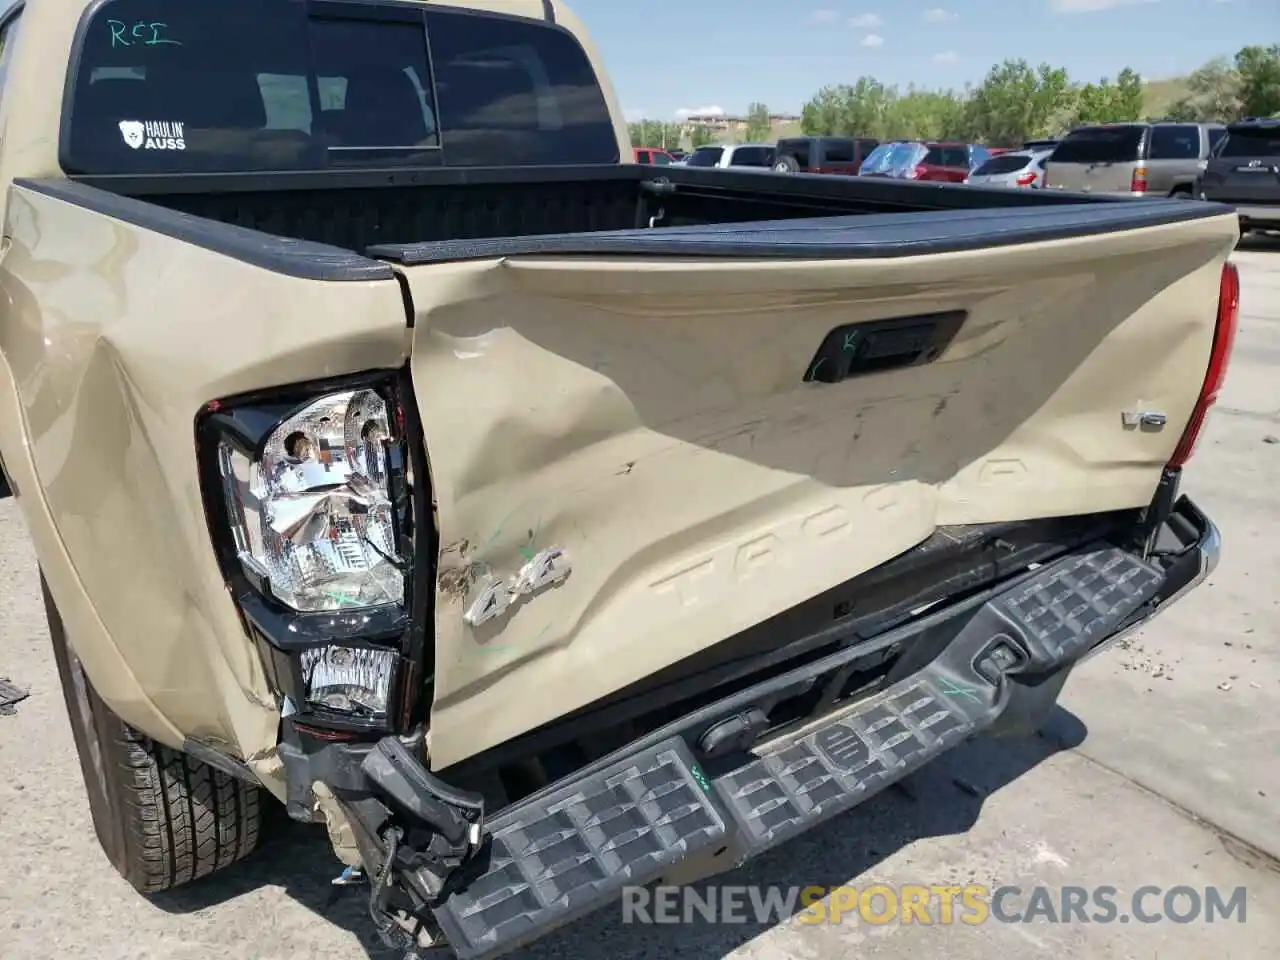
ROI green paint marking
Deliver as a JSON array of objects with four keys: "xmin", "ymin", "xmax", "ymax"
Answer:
[
  {"xmin": 689, "ymin": 765, "xmax": 712, "ymax": 793},
  {"xmin": 938, "ymin": 678, "xmax": 984, "ymax": 705}
]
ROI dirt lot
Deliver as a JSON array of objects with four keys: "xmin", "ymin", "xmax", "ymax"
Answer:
[{"xmin": 1, "ymin": 244, "xmax": 1277, "ymax": 960}]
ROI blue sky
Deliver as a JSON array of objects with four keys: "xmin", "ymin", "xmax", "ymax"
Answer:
[{"xmin": 567, "ymin": 0, "xmax": 1277, "ymax": 121}]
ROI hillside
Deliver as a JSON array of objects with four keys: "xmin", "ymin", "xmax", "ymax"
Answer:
[{"xmin": 1142, "ymin": 76, "xmax": 1192, "ymax": 117}]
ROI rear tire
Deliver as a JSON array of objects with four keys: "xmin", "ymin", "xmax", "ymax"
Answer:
[
  {"xmin": 43, "ymin": 573, "xmax": 262, "ymax": 893},
  {"xmin": 773, "ymin": 155, "xmax": 799, "ymax": 173}
]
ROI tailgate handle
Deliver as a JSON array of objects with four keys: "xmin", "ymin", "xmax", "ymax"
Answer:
[{"xmin": 804, "ymin": 310, "xmax": 966, "ymax": 384}]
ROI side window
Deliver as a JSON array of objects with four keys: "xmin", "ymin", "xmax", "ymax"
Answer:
[
  {"xmin": 636, "ymin": 150, "xmax": 650, "ymax": 163},
  {"xmin": 426, "ymin": 9, "xmax": 619, "ymax": 166},
  {"xmin": 1149, "ymin": 125, "xmax": 1200, "ymax": 160},
  {"xmin": 1208, "ymin": 127, "xmax": 1227, "ymax": 155},
  {"xmin": 824, "ymin": 139, "xmax": 854, "ymax": 162},
  {"xmin": 651, "ymin": 151, "xmax": 671, "ymax": 165},
  {"xmin": 0, "ymin": 11, "xmax": 21, "ymax": 102},
  {"xmin": 941, "ymin": 146, "xmax": 969, "ymax": 167},
  {"xmin": 923, "ymin": 146, "xmax": 945, "ymax": 165},
  {"xmin": 729, "ymin": 146, "xmax": 771, "ymax": 167},
  {"xmin": 857, "ymin": 138, "xmax": 879, "ymax": 157}
]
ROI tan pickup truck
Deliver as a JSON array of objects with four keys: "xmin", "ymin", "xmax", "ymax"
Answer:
[{"xmin": 0, "ymin": 0, "xmax": 1240, "ymax": 955}]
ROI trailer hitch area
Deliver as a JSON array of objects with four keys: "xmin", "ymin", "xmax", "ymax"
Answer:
[{"xmin": 345, "ymin": 737, "xmax": 486, "ymax": 952}]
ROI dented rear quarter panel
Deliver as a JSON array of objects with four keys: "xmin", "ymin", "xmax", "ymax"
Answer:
[{"xmin": 0, "ymin": 183, "xmax": 409, "ymax": 782}]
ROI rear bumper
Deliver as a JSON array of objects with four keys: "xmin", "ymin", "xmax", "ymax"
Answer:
[
  {"xmin": 1231, "ymin": 204, "xmax": 1280, "ymax": 226},
  {"xmin": 328, "ymin": 496, "xmax": 1218, "ymax": 959}
]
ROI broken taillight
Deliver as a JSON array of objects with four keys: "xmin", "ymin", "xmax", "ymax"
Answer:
[{"xmin": 1167, "ymin": 261, "xmax": 1240, "ymax": 468}]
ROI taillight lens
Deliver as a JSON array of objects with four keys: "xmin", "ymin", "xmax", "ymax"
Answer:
[
  {"xmin": 218, "ymin": 389, "xmax": 404, "ymax": 612},
  {"xmin": 1168, "ymin": 262, "xmax": 1240, "ymax": 468},
  {"xmin": 909, "ymin": 164, "xmax": 926, "ymax": 179},
  {"xmin": 1131, "ymin": 166, "xmax": 1148, "ymax": 193},
  {"xmin": 1015, "ymin": 171, "xmax": 1037, "ymax": 187}
]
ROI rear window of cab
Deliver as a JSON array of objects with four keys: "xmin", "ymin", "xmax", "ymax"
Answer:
[{"xmin": 60, "ymin": 0, "xmax": 620, "ymax": 175}]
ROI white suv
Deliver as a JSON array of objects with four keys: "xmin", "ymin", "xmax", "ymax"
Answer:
[{"xmin": 683, "ymin": 143, "xmax": 776, "ymax": 170}]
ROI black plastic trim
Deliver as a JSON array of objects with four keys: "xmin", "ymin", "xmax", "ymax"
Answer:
[
  {"xmin": 183, "ymin": 739, "xmax": 260, "ymax": 783},
  {"xmin": 14, "ymin": 178, "xmax": 395, "ymax": 281},
  {"xmin": 68, "ymin": 163, "xmax": 643, "ymax": 196},
  {"xmin": 370, "ymin": 196, "xmax": 1230, "ymax": 265},
  {"xmin": 419, "ymin": 536, "xmax": 1177, "ymax": 959}
]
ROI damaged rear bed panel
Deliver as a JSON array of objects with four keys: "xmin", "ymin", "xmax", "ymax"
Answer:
[{"xmin": 398, "ymin": 212, "xmax": 1236, "ymax": 768}]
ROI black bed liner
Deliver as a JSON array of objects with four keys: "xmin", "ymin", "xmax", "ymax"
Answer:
[
  {"xmin": 14, "ymin": 165, "xmax": 1233, "ymax": 283},
  {"xmin": 367, "ymin": 198, "xmax": 1218, "ymax": 265}
]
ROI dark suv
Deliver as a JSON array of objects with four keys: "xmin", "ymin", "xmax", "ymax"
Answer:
[
  {"xmin": 772, "ymin": 136, "xmax": 880, "ymax": 175},
  {"xmin": 1199, "ymin": 118, "xmax": 1280, "ymax": 233}
]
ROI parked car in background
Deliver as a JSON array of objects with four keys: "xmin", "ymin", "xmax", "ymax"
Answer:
[
  {"xmin": 859, "ymin": 141, "xmax": 991, "ymax": 181},
  {"xmin": 966, "ymin": 148, "xmax": 1053, "ymax": 189},
  {"xmin": 1023, "ymin": 138, "xmax": 1061, "ymax": 152},
  {"xmin": 668, "ymin": 148, "xmax": 687, "ymax": 162},
  {"xmin": 634, "ymin": 147, "xmax": 675, "ymax": 165},
  {"xmin": 683, "ymin": 143, "xmax": 777, "ymax": 169},
  {"xmin": 1198, "ymin": 117, "xmax": 1280, "ymax": 233},
  {"xmin": 1042, "ymin": 122, "xmax": 1226, "ymax": 197},
  {"xmin": 772, "ymin": 136, "xmax": 880, "ymax": 174}
]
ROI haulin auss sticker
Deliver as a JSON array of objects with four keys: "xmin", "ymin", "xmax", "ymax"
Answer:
[{"xmin": 118, "ymin": 120, "xmax": 185, "ymax": 151}]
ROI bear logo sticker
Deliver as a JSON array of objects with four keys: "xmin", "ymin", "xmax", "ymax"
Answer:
[
  {"xmin": 118, "ymin": 120, "xmax": 144, "ymax": 149},
  {"xmin": 118, "ymin": 119, "xmax": 185, "ymax": 151}
]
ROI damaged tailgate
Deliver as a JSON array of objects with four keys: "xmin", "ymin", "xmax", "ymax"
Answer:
[{"xmin": 373, "ymin": 202, "xmax": 1238, "ymax": 768}]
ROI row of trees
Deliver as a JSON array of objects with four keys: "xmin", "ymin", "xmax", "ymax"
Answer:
[{"xmin": 629, "ymin": 44, "xmax": 1280, "ymax": 151}]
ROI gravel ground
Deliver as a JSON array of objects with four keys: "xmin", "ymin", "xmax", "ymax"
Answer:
[{"xmin": 1, "ymin": 243, "xmax": 1277, "ymax": 960}]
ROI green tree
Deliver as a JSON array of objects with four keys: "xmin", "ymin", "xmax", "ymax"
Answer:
[
  {"xmin": 628, "ymin": 120, "xmax": 684, "ymax": 149},
  {"xmin": 800, "ymin": 78, "xmax": 896, "ymax": 139},
  {"xmin": 963, "ymin": 60, "xmax": 1073, "ymax": 146},
  {"xmin": 744, "ymin": 102, "xmax": 772, "ymax": 142},
  {"xmin": 801, "ymin": 86, "xmax": 845, "ymax": 135},
  {"xmin": 689, "ymin": 124, "xmax": 716, "ymax": 148},
  {"xmin": 885, "ymin": 87, "xmax": 966, "ymax": 140},
  {"xmin": 1236, "ymin": 44, "xmax": 1280, "ymax": 118},
  {"xmin": 1164, "ymin": 57, "xmax": 1241, "ymax": 121},
  {"xmin": 1112, "ymin": 68, "xmax": 1145, "ymax": 120}
]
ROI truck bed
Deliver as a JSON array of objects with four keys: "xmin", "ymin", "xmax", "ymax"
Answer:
[
  {"xmin": 7, "ymin": 164, "xmax": 1239, "ymax": 776},
  {"xmin": 25, "ymin": 162, "xmax": 1191, "ymax": 273}
]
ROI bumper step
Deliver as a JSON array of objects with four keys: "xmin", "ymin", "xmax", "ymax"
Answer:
[{"xmin": 432, "ymin": 545, "xmax": 1164, "ymax": 959}]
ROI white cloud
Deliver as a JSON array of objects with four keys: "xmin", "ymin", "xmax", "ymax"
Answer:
[
  {"xmin": 1048, "ymin": 0, "xmax": 1158, "ymax": 11},
  {"xmin": 848, "ymin": 13, "xmax": 882, "ymax": 26},
  {"xmin": 922, "ymin": 7, "xmax": 958, "ymax": 21},
  {"xmin": 933, "ymin": 50, "xmax": 959, "ymax": 62},
  {"xmin": 807, "ymin": 8, "xmax": 840, "ymax": 22},
  {"xmin": 861, "ymin": 32, "xmax": 885, "ymax": 46},
  {"xmin": 675, "ymin": 105, "xmax": 725, "ymax": 117}
]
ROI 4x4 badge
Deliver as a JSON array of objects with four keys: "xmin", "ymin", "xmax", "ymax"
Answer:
[{"xmin": 463, "ymin": 547, "xmax": 571, "ymax": 627}]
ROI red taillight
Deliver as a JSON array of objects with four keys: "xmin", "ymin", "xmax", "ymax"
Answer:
[
  {"xmin": 1015, "ymin": 171, "xmax": 1037, "ymax": 187},
  {"xmin": 910, "ymin": 164, "xmax": 926, "ymax": 179},
  {"xmin": 1168, "ymin": 262, "xmax": 1240, "ymax": 468},
  {"xmin": 1130, "ymin": 166, "xmax": 1148, "ymax": 193}
]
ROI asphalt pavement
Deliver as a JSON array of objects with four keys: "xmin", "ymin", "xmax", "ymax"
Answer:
[{"xmin": 0, "ymin": 242, "xmax": 1277, "ymax": 960}]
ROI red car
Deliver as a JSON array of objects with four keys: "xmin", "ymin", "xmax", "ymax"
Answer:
[
  {"xmin": 859, "ymin": 141, "xmax": 992, "ymax": 182},
  {"xmin": 633, "ymin": 147, "xmax": 675, "ymax": 165}
]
